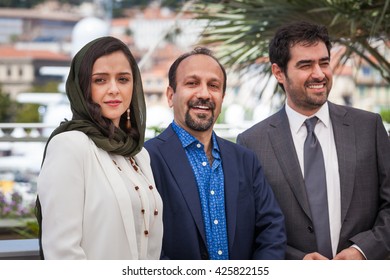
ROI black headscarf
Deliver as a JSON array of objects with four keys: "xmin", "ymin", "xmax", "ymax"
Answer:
[
  {"xmin": 36, "ymin": 36, "xmax": 146, "ymax": 259},
  {"xmin": 46, "ymin": 36, "xmax": 146, "ymax": 157}
]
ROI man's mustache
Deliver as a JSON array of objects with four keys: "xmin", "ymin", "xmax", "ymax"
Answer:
[{"xmin": 188, "ymin": 99, "xmax": 216, "ymax": 110}]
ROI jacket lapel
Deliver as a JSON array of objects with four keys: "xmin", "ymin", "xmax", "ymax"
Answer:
[
  {"xmin": 268, "ymin": 108, "xmax": 312, "ymax": 219},
  {"xmin": 158, "ymin": 126, "xmax": 207, "ymax": 244},
  {"xmin": 328, "ymin": 102, "xmax": 356, "ymax": 222},
  {"xmin": 91, "ymin": 142, "xmax": 139, "ymax": 259},
  {"xmin": 217, "ymin": 137, "xmax": 239, "ymax": 250}
]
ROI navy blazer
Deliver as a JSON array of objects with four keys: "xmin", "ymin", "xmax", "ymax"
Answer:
[{"xmin": 145, "ymin": 124, "xmax": 286, "ymax": 260}]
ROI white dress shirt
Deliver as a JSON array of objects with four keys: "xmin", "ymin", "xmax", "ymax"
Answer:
[{"xmin": 285, "ymin": 102, "xmax": 341, "ymax": 257}]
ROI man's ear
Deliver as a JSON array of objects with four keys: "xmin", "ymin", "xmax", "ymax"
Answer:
[
  {"xmin": 271, "ymin": 63, "xmax": 284, "ymax": 84},
  {"xmin": 166, "ymin": 86, "xmax": 174, "ymax": 108}
]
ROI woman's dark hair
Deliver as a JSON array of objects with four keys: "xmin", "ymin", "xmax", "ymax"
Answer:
[{"xmin": 78, "ymin": 36, "xmax": 139, "ymax": 140}]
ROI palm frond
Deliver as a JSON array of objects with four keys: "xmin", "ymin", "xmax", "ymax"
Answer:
[{"xmin": 191, "ymin": 0, "xmax": 390, "ymax": 87}]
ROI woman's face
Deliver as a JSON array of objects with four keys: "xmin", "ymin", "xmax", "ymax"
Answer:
[{"xmin": 91, "ymin": 50, "xmax": 133, "ymax": 127}]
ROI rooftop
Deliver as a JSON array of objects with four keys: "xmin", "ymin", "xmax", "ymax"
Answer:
[{"xmin": 0, "ymin": 46, "xmax": 70, "ymax": 61}]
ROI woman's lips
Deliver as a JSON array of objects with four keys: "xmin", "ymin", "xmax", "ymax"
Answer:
[{"xmin": 104, "ymin": 100, "xmax": 122, "ymax": 107}]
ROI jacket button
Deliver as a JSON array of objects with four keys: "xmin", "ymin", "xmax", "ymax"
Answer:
[{"xmin": 307, "ymin": 226, "xmax": 314, "ymax": 233}]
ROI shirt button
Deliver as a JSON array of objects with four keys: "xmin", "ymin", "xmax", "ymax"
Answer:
[
  {"xmin": 218, "ymin": 250, "xmax": 223, "ymax": 255},
  {"xmin": 210, "ymin": 190, "xmax": 215, "ymax": 195},
  {"xmin": 202, "ymin": 162, "xmax": 207, "ymax": 166},
  {"xmin": 214, "ymin": 219, "xmax": 218, "ymax": 225},
  {"xmin": 196, "ymin": 143, "xmax": 201, "ymax": 148}
]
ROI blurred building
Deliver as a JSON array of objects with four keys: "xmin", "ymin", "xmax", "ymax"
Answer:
[
  {"xmin": 0, "ymin": 2, "xmax": 388, "ymax": 124},
  {"xmin": 0, "ymin": 46, "xmax": 70, "ymax": 98},
  {"xmin": 0, "ymin": 8, "xmax": 80, "ymax": 44}
]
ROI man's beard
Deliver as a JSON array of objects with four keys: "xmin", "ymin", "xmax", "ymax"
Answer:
[{"xmin": 185, "ymin": 99, "xmax": 215, "ymax": 131}]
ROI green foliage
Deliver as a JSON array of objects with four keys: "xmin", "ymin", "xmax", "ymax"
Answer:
[
  {"xmin": 0, "ymin": 0, "xmax": 43, "ymax": 8},
  {"xmin": 191, "ymin": 0, "xmax": 390, "ymax": 85},
  {"xmin": 11, "ymin": 220, "xmax": 39, "ymax": 239},
  {"xmin": 30, "ymin": 81, "xmax": 59, "ymax": 93},
  {"xmin": 0, "ymin": 85, "xmax": 47, "ymax": 123},
  {"xmin": 57, "ymin": 0, "xmax": 84, "ymax": 5},
  {"xmin": 15, "ymin": 103, "xmax": 40, "ymax": 123},
  {"xmin": 0, "ymin": 91, "xmax": 18, "ymax": 123},
  {"xmin": 161, "ymin": 0, "xmax": 183, "ymax": 9},
  {"xmin": 0, "ymin": 95, "xmax": 40, "ymax": 123},
  {"xmin": 380, "ymin": 109, "xmax": 390, "ymax": 123},
  {"xmin": 0, "ymin": 189, "xmax": 37, "ymax": 238}
]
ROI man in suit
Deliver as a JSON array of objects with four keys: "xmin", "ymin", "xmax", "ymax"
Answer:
[
  {"xmin": 145, "ymin": 47, "xmax": 286, "ymax": 260},
  {"xmin": 237, "ymin": 21, "xmax": 390, "ymax": 260}
]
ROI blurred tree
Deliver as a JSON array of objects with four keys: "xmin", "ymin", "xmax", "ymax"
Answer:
[
  {"xmin": 0, "ymin": 88, "xmax": 17, "ymax": 123},
  {"xmin": 15, "ymin": 82, "xmax": 60, "ymax": 123},
  {"xmin": 162, "ymin": 0, "xmax": 186, "ymax": 9},
  {"xmin": 57, "ymin": 0, "xmax": 83, "ymax": 5},
  {"xmin": 381, "ymin": 109, "xmax": 390, "ymax": 123},
  {"xmin": 30, "ymin": 81, "xmax": 59, "ymax": 93},
  {"xmin": 0, "ymin": 82, "xmax": 56, "ymax": 123},
  {"xmin": 0, "ymin": 0, "xmax": 43, "ymax": 8},
  {"xmin": 15, "ymin": 103, "xmax": 40, "ymax": 123},
  {"xmin": 0, "ymin": 93, "xmax": 40, "ymax": 123},
  {"xmin": 191, "ymin": 0, "xmax": 390, "ymax": 96}
]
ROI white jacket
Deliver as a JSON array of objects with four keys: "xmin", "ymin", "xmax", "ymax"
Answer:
[{"xmin": 38, "ymin": 131, "xmax": 163, "ymax": 259}]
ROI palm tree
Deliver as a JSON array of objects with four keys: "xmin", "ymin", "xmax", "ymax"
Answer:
[{"xmin": 189, "ymin": 0, "xmax": 390, "ymax": 92}]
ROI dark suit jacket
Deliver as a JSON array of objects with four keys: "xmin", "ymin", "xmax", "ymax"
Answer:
[
  {"xmin": 145, "ymin": 124, "xmax": 286, "ymax": 260},
  {"xmin": 237, "ymin": 102, "xmax": 390, "ymax": 259}
]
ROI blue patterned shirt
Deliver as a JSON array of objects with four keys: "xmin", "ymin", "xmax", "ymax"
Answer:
[{"xmin": 172, "ymin": 121, "xmax": 229, "ymax": 259}]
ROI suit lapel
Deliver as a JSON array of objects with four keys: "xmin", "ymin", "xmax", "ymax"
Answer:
[
  {"xmin": 91, "ymin": 143, "xmax": 138, "ymax": 259},
  {"xmin": 218, "ymin": 137, "xmax": 239, "ymax": 250},
  {"xmin": 329, "ymin": 103, "xmax": 356, "ymax": 222},
  {"xmin": 158, "ymin": 127, "xmax": 207, "ymax": 244},
  {"xmin": 268, "ymin": 108, "xmax": 312, "ymax": 219}
]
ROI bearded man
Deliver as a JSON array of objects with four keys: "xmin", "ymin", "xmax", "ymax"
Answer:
[{"xmin": 145, "ymin": 47, "xmax": 286, "ymax": 260}]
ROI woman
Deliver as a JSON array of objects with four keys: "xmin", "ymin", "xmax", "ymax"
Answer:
[{"xmin": 36, "ymin": 36, "xmax": 163, "ymax": 259}]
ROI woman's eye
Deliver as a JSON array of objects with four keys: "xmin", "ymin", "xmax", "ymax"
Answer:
[
  {"xmin": 94, "ymin": 78, "xmax": 105, "ymax": 83},
  {"xmin": 119, "ymin": 77, "xmax": 130, "ymax": 83}
]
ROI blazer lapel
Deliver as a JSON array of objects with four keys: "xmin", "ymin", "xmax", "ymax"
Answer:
[
  {"xmin": 91, "ymin": 143, "xmax": 139, "ymax": 259},
  {"xmin": 328, "ymin": 102, "xmax": 356, "ymax": 222},
  {"xmin": 268, "ymin": 108, "xmax": 312, "ymax": 219},
  {"xmin": 217, "ymin": 137, "xmax": 239, "ymax": 250},
  {"xmin": 158, "ymin": 127, "xmax": 207, "ymax": 244}
]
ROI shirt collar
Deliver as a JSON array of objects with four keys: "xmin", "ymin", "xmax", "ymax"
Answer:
[
  {"xmin": 171, "ymin": 121, "xmax": 221, "ymax": 153},
  {"xmin": 285, "ymin": 101, "xmax": 330, "ymax": 134}
]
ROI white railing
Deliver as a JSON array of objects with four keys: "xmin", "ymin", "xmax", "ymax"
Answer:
[
  {"xmin": 0, "ymin": 122, "xmax": 251, "ymax": 143},
  {"xmin": 0, "ymin": 123, "xmax": 57, "ymax": 142},
  {"xmin": 0, "ymin": 239, "xmax": 39, "ymax": 260}
]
